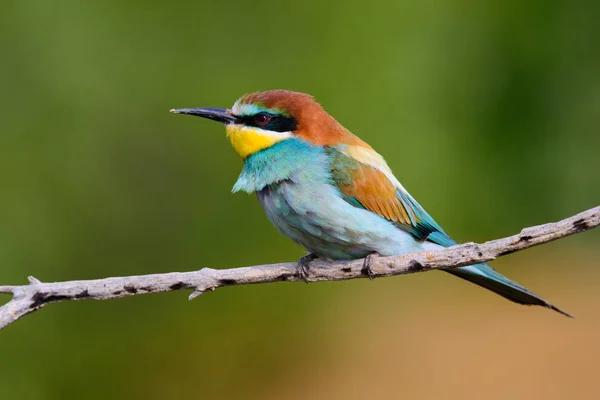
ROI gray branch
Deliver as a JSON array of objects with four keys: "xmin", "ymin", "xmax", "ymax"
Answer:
[{"xmin": 1, "ymin": 206, "xmax": 598, "ymax": 330}]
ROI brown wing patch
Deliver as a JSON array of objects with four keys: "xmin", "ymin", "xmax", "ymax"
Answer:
[{"xmin": 338, "ymin": 165, "xmax": 412, "ymax": 225}]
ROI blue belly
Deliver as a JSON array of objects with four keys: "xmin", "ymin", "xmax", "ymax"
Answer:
[{"xmin": 256, "ymin": 179, "xmax": 432, "ymax": 260}]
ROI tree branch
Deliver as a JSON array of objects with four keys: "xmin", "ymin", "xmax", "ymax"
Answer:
[{"xmin": 1, "ymin": 206, "xmax": 598, "ymax": 330}]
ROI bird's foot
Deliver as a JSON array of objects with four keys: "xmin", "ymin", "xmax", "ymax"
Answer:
[
  {"xmin": 297, "ymin": 253, "xmax": 317, "ymax": 283},
  {"xmin": 362, "ymin": 252, "xmax": 380, "ymax": 280}
]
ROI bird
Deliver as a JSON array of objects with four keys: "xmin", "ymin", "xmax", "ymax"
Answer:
[{"xmin": 170, "ymin": 89, "xmax": 570, "ymax": 317}]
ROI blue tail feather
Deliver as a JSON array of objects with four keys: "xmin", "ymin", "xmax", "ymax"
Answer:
[
  {"xmin": 445, "ymin": 263, "xmax": 573, "ymax": 318},
  {"xmin": 396, "ymin": 193, "xmax": 572, "ymax": 317}
]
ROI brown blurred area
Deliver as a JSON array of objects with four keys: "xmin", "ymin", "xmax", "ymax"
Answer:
[
  {"xmin": 269, "ymin": 254, "xmax": 600, "ymax": 400},
  {"xmin": 1, "ymin": 0, "xmax": 599, "ymax": 398}
]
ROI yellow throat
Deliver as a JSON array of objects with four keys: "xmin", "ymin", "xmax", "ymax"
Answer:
[{"xmin": 225, "ymin": 124, "xmax": 292, "ymax": 159}]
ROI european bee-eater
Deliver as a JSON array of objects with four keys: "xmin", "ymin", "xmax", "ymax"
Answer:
[{"xmin": 171, "ymin": 90, "xmax": 570, "ymax": 317}]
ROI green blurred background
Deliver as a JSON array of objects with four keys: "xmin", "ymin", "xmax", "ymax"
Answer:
[{"xmin": 1, "ymin": 0, "xmax": 599, "ymax": 399}]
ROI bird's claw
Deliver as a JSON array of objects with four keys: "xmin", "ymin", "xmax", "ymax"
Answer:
[
  {"xmin": 362, "ymin": 252, "xmax": 380, "ymax": 280},
  {"xmin": 297, "ymin": 253, "xmax": 317, "ymax": 283}
]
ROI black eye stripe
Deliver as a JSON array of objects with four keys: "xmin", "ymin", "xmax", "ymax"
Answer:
[{"xmin": 238, "ymin": 113, "xmax": 298, "ymax": 132}]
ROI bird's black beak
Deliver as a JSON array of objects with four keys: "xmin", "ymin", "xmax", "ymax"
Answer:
[{"xmin": 170, "ymin": 107, "xmax": 238, "ymax": 125}]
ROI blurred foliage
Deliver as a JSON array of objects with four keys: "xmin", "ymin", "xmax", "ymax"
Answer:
[{"xmin": 0, "ymin": 0, "xmax": 598, "ymax": 399}]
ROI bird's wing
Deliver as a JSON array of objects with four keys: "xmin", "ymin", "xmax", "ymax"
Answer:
[
  {"xmin": 325, "ymin": 145, "xmax": 572, "ymax": 317},
  {"xmin": 326, "ymin": 145, "xmax": 454, "ymax": 246}
]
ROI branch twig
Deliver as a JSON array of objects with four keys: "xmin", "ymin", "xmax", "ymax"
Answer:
[{"xmin": 1, "ymin": 206, "xmax": 598, "ymax": 330}]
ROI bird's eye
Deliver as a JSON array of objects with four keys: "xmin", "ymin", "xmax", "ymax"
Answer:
[{"xmin": 254, "ymin": 113, "xmax": 271, "ymax": 126}]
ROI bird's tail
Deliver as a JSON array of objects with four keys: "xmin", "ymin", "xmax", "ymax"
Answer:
[{"xmin": 444, "ymin": 263, "xmax": 573, "ymax": 318}]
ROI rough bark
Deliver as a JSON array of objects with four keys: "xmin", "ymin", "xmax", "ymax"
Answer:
[{"xmin": 1, "ymin": 206, "xmax": 598, "ymax": 330}]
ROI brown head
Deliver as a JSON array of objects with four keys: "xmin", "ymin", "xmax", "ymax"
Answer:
[{"xmin": 171, "ymin": 90, "xmax": 368, "ymax": 159}]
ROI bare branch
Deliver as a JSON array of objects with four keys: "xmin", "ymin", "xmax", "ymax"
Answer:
[{"xmin": 1, "ymin": 206, "xmax": 598, "ymax": 330}]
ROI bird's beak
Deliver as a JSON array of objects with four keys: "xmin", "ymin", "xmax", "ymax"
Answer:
[{"xmin": 169, "ymin": 107, "xmax": 238, "ymax": 125}]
